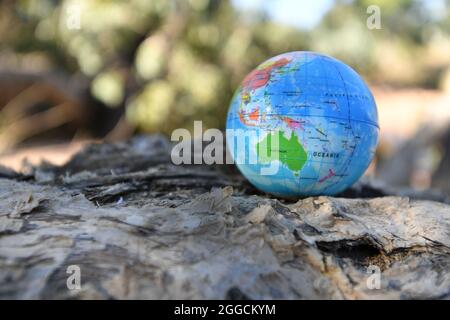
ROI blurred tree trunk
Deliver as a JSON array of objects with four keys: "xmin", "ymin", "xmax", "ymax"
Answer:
[
  {"xmin": 0, "ymin": 72, "xmax": 124, "ymax": 152},
  {"xmin": 432, "ymin": 128, "xmax": 450, "ymax": 193},
  {"xmin": 377, "ymin": 125, "xmax": 450, "ymax": 195}
]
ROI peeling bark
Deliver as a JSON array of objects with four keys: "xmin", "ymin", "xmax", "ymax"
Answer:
[{"xmin": 0, "ymin": 135, "xmax": 449, "ymax": 299}]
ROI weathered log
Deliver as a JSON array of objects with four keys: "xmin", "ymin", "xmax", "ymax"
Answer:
[{"xmin": 0, "ymin": 135, "xmax": 449, "ymax": 299}]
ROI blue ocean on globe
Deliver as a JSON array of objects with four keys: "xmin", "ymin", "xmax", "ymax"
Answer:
[{"xmin": 226, "ymin": 51, "xmax": 379, "ymax": 197}]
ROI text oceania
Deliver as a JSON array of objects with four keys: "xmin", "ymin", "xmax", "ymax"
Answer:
[{"xmin": 313, "ymin": 152, "xmax": 340, "ymax": 158}]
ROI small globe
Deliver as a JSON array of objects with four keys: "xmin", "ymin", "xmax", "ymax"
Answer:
[{"xmin": 226, "ymin": 51, "xmax": 379, "ymax": 197}]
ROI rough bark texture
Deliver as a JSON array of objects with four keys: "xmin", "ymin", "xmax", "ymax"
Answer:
[{"xmin": 0, "ymin": 135, "xmax": 449, "ymax": 299}]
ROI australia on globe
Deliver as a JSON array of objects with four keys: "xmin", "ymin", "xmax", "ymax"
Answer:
[{"xmin": 226, "ymin": 51, "xmax": 379, "ymax": 197}]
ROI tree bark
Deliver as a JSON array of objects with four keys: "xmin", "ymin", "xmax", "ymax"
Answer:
[{"xmin": 0, "ymin": 135, "xmax": 449, "ymax": 299}]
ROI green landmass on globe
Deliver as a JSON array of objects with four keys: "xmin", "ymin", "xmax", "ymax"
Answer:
[{"xmin": 256, "ymin": 130, "xmax": 308, "ymax": 174}]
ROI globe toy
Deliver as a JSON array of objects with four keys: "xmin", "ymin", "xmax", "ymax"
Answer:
[{"xmin": 226, "ymin": 51, "xmax": 379, "ymax": 197}]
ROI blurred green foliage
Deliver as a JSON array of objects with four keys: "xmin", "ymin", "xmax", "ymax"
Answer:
[{"xmin": 0, "ymin": 0, "xmax": 449, "ymax": 136}]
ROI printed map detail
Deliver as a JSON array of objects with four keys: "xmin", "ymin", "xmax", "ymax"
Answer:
[{"xmin": 256, "ymin": 130, "xmax": 307, "ymax": 174}]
